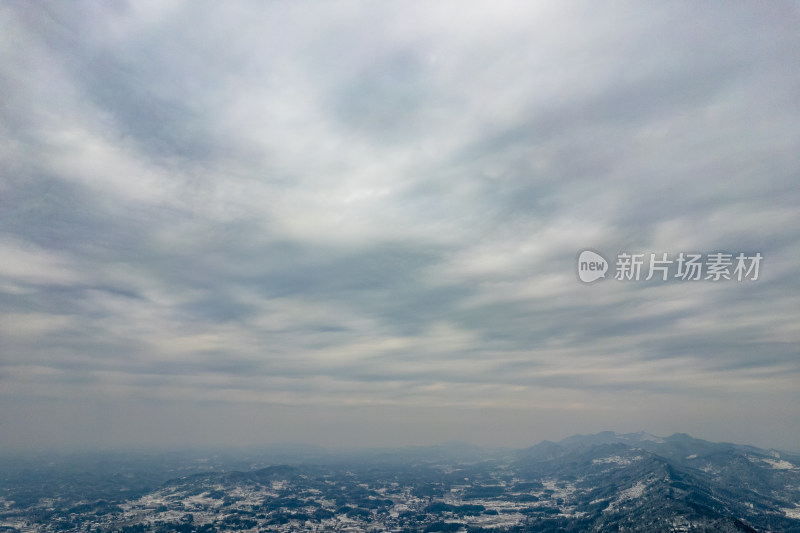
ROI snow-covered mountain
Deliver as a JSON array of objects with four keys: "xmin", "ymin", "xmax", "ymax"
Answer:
[{"xmin": 1, "ymin": 432, "xmax": 799, "ymax": 532}]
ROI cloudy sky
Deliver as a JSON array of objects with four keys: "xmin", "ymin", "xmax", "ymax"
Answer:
[{"xmin": 1, "ymin": 2, "xmax": 798, "ymax": 453}]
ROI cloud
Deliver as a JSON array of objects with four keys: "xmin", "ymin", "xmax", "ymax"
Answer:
[{"xmin": 0, "ymin": 1, "xmax": 798, "ymax": 451}]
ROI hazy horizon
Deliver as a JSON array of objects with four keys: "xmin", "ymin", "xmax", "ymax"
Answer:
[
  {"xmin": 3, "ymin": 429, "xmax": 799, "ymax": 459},
  {"xmin": 1, "ymin": 2, "xmax": 798, "ymax": 454}
]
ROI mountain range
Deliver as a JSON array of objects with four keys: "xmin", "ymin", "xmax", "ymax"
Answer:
[{"xmin": 1, "ymin": 432, "xmax": 798, "ymax": 532}]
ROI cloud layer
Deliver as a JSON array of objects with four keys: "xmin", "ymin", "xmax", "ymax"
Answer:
[{"xmin": 1, "ymin": 1, "xmax": 798, "ymax": 451}]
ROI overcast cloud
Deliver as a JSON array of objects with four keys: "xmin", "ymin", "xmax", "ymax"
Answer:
[{"xmin": 0, "ymin": 1, "xmax": 798, "ymax": 452}]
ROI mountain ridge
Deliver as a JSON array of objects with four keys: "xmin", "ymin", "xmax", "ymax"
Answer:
[{"xmin": 2, "ymin": 431, "xmax": 799, "ymax": 532}]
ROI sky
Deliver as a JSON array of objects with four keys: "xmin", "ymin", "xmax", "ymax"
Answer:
[{"xmin": 0, "ymin": 1, "xmax": 798, "ymax": 453}]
